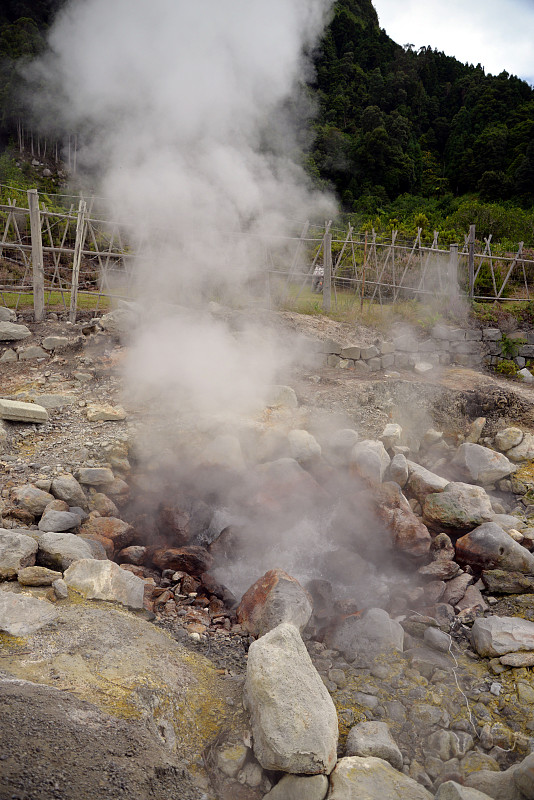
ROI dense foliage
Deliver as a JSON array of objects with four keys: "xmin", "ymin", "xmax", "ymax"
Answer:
[
  {"xmin": 309, "ymin": 0, "xmax": 534, "ymax": 213},
  {"xmin": 0, "ymin": 0, "xmax": 532, "ymax": 244}
]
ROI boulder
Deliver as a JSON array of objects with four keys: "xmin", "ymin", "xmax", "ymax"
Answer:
[
  {"xmin": 0, "ymin": 306, "xmax": 16, "ymax": 321},
  {"xmin": 0, "ymin": 591, "xmax": 58, "ymax": 635},
  {"xmin": 378, "ymin": 497, "xmax": 431, "ymax": 558},
  {"xmin": 481, "ymin": 570, "xmax": 534, "ymax": 594},
  {"xmin": 38, "ymin": 510, "xmax": 81, "ymax": 533},
  {"xmin": 237, "ymin": 568, "xmax": 312, "ymax": 637},
  {"xmin": 266, "ymin": 385, "xmax": 298, "ymax": 409},
  {"xmin": 513, "ymin": 752, "xmax": 534, "ymax": 799},
  {"xmin": 10, "ymin": 484, "xmax": 54, "ymax": 515},
  {"xmin": 455, "ymin": 523, "xmax": 534, "ymax": 574},
  {"xmin": 77, "ymin": 467, "xmax": 115, "ymax": 486},
  {"xmin": 435, "ymin": 781, "xmax": 494, "ymax": 799},
  {"xmin": 0, "ymin": 529, "xmax": 38, "ymax": 579},
  {"xmin": 328, "ymin": 756, "xmax": 433, "ymax": 800},
  {"xmin": 380, "ymin": 423, "xmax": 402, "ymax": 450},
  {"xmin": 451, "ymin": 443, "xmax": 514, "ymax": 485},
  {"xmin": 245, "ymin": 622, "xmax": 338, "ymax": 774},
  {"xmin": 41, "ymin": 335, "xmax": 70, "ymax": 350},
  {"xmin": 86, "ymin": 404, "xmax": 127, "ymax": 422},
  {"xmin": 17, "ymin": 566, "xmax": 63, "ymax": 586},
  {"xmin": 471, "ymin": 615, "xmax": 534, "ymax": 657},
  {"xmin": 79, "ymin": 517, "xmax": 134, "ymax": 552},
  {"xmin": 50, "ymin": 474, "xmax": 88, "ymax": 510},
  {"xmin": 345, "ymin": 721, "xmax": 403, "ymax": 770},
  {"xmin": 507, "ymin": 433, "xmax": 534, "ymax": 463},
  {"xmin": 64, "ymin": 558, "xmax": 144, "ymax": 609},
  {"xmin": 350, "ymin": 440, "xmax": 391, "ymax": 483},
  {"xmin": 18, "ymin": 345, "xmax": 48, "ymax": 360},
  {"xmin": 37, "ymin": 531, "xmax": 95, "ymax": 570},
  {"xmin": 0, "ymin": 321, "xmax": 31, "ymax": 341},
  {"xmin": 494, "ymin": 428, "xmax": 523, "ymax": 452},
  {"xmin": 288, "ymin": 429, "xmax": 321, "ymax": 463},
  {"xmin": 406, "ymin": 461, "xmax": 449, "ymax": 502},
  {"xmin": 90, "ymin": 493, "xmax": 119, "ymax": 517},
  {"xmin": 389, "ymin": 453, "xmax": 409, "ymax": 487},
  {"xmin": 264, "ymin": 774, "xmax": 329, "ymax": 800},
  {"xmin": 423, "ymin": 482, "xmax": 493, "ymax": 530},
  {"xmin": 464, "ymin": 756, "xmax": 531, "ymax": 800},
  {"xmin": 326, "ymin": 607, "xmax": 404, "ymax": 663},
  {"xmin": 151, "ymin": 545, "xmax": 213, "ymax": 575},
  {"xmin": 99, "ymin": 308, "xmax": 133, "ymax": 335}
]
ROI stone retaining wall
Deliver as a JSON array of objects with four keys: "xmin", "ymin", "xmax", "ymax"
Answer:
[{"xmin": 320, "ymin": 324, "xmax": 534, "ymax": 374}]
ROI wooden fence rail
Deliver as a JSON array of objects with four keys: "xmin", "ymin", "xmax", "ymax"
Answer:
[{"xmin": 0, "ymin": 190, "xmax": 533, "ymax": 320}]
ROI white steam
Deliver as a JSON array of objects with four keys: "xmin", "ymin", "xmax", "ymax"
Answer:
[{"xmin": 31, "ymin": 0, "xmax": 336, "ymax": 415}]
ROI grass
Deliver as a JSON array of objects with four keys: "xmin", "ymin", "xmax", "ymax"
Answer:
[
  {"xmin": 1, "ymin": 291, "xmax": 112, "ymax": 311},
  {"xmin": 282, "ymin": 283, "xmax": 454, "ymax": 333}
]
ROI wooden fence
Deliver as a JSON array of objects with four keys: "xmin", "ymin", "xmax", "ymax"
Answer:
[{"xmin": 0, "ymin": 190, "xmax": 533, "ymax": 321}]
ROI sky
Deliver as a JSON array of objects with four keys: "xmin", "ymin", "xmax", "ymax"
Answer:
[{"xmin": 372, "ymin": 0, "xmax": 534, "ymax": 85}]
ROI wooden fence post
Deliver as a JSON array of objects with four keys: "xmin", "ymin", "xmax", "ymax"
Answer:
[
  {"xmin": 27, "ymin": 188, "xmax": 45, "ymax": 322},
  {"xmin": 449, "ymin": 243, "xmax": 458, "ymax": 292},
  {"xmin": 323, "ymin": 227, "xmax": 332, "ymax": 312},
  {"xmin": 69, "ymin": 199, "xmax": 87, "ymax": 322},
  {"xmin": 468, "ymin": 224, "xmax": 476, "ymax": 299}
]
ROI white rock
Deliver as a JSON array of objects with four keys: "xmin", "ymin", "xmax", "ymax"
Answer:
[
  {"xmin": 435, "ymin": 780, "xmax": 495, "ymax": 799},
  {"xmin": 0, "ymin": 321, "xmax": 31, "ymax": 341},
  {"xmin": 345, "ymin": 721, "xmax": 403, "ymax": 770},
  {"xmin": 350, "ymin": 440, "xmax": 390, "ymax": 483},
  {"xmin": 266, "ymin": 385, "xmax": 298, "ymax": 409},
  {"xmin": 406, "ymin": 461, "xmax": 449, "ymax": 502},
  {"xmin": 518, "ymin": 367, "xmax": 534, "ymax": 383},
  {"xmin": 380, "ymin": 423, "xmax": 402, "ymax": 450},
  {"xmin": 389, "ymin": 454, "xmax": 409, "ymax": 487},
  {"xmin": 471, "ymin": 615, "xmax": 534, "ymax": 657},
  {"xmin": 0, "ymin": 529, "xmax": 38, "ymax": 579},
  {"xmin": 414, "ymin": 362, "xmax": 434, "ymax": 374},
  {"xmin": 494, "ymin": 427, "xmax": 523, "ymax": 452},
  {"xmin": 506, "ymin": 432, "xmax": 534, "ymax": 462},
  {"xmin": 0, "ymin": 592, "xmax": 58, "ymax": 636},
  {"xmin": 64, "ymin": 558, "xmax": 145, "ymax": 609},
  {"xmin": 245, "ymin": 622, "xmax": 338, "ymax": 774},
  {"xmin": 328, "ymin": 757, "xmax": 432, "ymax": 800},
  {"xmin": 38, "ymin": 531, "xmax": 95, "ymax": 570},
  {"xmin": 288, "ymin": 429, "xmax": 321, "ymax": 463},
  {"xmin": 451, "ymin": 442, "xmax": 515, "ymax": 484},
  {"xmin": 0, "ymin": 399, "xmax": 48, "ymax": 423},
  {"xmin": 264, "ymin": 774, "xmax": 329, "ymax": 800}
]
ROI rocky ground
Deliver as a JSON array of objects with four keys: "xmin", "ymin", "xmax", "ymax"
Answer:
[{"xmin": 2, "ymin": 305, "xmax": 534, "ymax": 800}]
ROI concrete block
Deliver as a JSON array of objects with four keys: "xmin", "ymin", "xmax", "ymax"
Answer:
[
  {"xmin": 393, "ymin": 335, "xmax": 416, "ymax": 351},
  {"xmin": 465, "ymin": 329, "xmax": 483, "ymax": 341},
  {"xmin": 0, "ymin": 398, "xmax": 48, "ymax": 423},
  {"xmin": 394, "ymin": 353, "xmax": 409, "ymax": 369},
  {"xmin": 18, "ymin": 345, "xmax": 48, "ymax": 360},
  {"xmin": 361, "ymin": 345, "xmax": 379, "ymax": 360},
  {"xmin": 380, "ymin": 341, "xmax": 395, "ymax": 355},
  {"xmin": 518, "ymin": 345, "xmax": 534, "ymax": 358},
  {"xmin": 381, "ymin": 354, "xmax": 395, "ymax": 369},
  {"xmin": 418, "ymin": 339, "xmax": 436, "ymax": 352},
  {"xmin": 322, "ymin": 338, "xmax": 342, "ymax": 355},
  {"xmin": 452, "ymin": 341, "xmax": 483, "ymax": 355},
  {"xmin": 327, "ymin": 354, "xmax": 340, "ymax": 368},
  {"xmin": 341, "ymin": 345, "xmax": 361, "ymax": 360},
  {"xmin": 439, "ymin": 353, "xmax": 451, "ymax": 365},
  {"xmin": 367, "ymin": 357, "xmax": 382, "ymax": 372},
  {"xmin": 482, "ymin": 328, "xmax": 502, "ymax": 341},
  {"xmin": 353, "ymin": 360, "xmax": 371, "ymax": 375}
]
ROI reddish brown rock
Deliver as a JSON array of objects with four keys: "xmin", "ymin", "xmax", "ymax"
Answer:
[
  {"xmin": 119, "ymin": 563, "xmax": 147, "ymax": 579},
  {"xmin": 156, "ymin": 504, "xmax": 190, "ymax": 546},
  {"xmin": 44, "ymin": 499, "xmax": 70, "ymax": 513},
  {"xmin": 374, "ymin": 483, "xmax": 431, "ymax": 559},
  {"xmin": 237, "ymin": 568, "xmax": 313, "ymax": 637},
  {"xmin": 455, "ymin": 584, "xmax": 488, "ymax": 614},
  {"xmin": 79, "ymin": 533, "xmax": 114, "ymax": 559},
  {"xmin": 117, "ymin": 545, "xmax": 147, "ymax": 565},
  {"xmin": 200, "ymin": 572, "xmax": 237, "ymax": 606},
  {"xmin": 79, "ymin": 517, "xmax": 134, "ymax": 552},
  {"xmin": 150, "ymin": 545, "xmax": 213, "ymax": 576},
  {"xmin": 90, "ymin": 492, "xmax": 119, "ymax": 517}
]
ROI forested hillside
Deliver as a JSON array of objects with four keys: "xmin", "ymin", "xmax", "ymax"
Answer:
[
  {"xmin": 309, "ymin": 0, "xmax": 534, "ymax": 210},
  {"xmin": 0, "ymin": 0, "xmax": 532, "ymax": 239}
]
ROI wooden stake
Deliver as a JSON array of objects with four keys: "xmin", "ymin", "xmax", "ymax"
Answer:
[
  {"xmin": 323, "ymin": 228, "xmax": 332, "ymax": 312},
  {"xmin": 70, "ymin": 200, "xmax": 87, "ymax": 322},
  {"xmin": 27, "ymin": 189, "xmax": 45, "ymax": 322}
]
